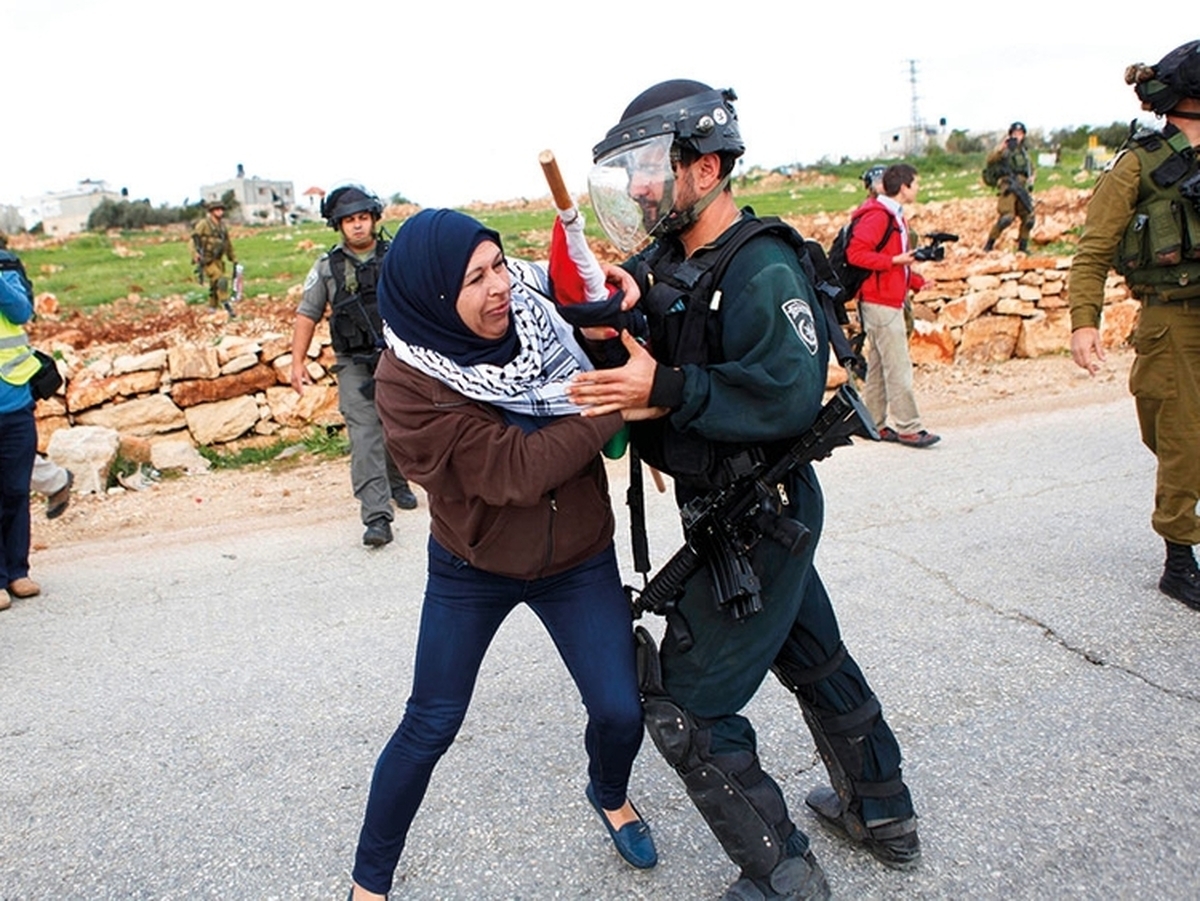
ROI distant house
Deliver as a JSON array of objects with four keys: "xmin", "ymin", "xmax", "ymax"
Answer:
[
  {"xmin": 200, "ymin": 165, "xmax": 295, "ymax": 224},
  {"xmin": 19, "ymin": 179, "xmax": 124, "ymax": 235},
  {"xmin": 879, "ymin": 122, "xmax": 948, "ymax": 158}
]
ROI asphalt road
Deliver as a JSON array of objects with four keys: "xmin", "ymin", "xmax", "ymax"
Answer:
[{"xmin": 4, "ymin": 395, "xmax": 1199, "ymax": 900}]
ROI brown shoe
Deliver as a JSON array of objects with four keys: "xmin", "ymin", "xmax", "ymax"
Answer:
[
  {"xmin": 7, "ymin": 578, "xmax": 41, "ymax": 598},
  {"xmin": 896, "ymin": 430, "xmax": 941, "ymax": 449},
  {"xmin": 0, "ymin": 592, "xmax": 10, "ymax": 612}
]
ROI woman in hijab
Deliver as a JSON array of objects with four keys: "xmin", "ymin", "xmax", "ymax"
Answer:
[{"xmin": 347, "ymin": 209, "xmax": 659, "ymax": 900}]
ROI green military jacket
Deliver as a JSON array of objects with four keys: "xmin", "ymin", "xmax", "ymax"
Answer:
[
  {"xmin": 1069, "ymin": 127, "xmax": 1200, "ymax": 329},
  {"xmin": 191, "ymin": 214, "xmax": 235, "ymax": 266}
]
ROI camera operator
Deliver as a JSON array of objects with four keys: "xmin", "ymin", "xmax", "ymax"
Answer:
[{"xmin": 846, "ymin": 163, "xmax": 941, "ymax": 448}]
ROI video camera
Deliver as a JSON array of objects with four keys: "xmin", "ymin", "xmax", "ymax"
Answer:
[{"xmin": 912, "ymin": 231, "xmax": 959, "ymax": 262}]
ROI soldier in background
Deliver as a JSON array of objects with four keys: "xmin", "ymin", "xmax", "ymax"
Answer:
[
  {"xmin": 290, "ymin": 184, "xmax": 417, "ymax": 548},
  {"xmin": 1069, "ymin": 40, "xmax": 1200, "ymax": 611},
  {"xmin": 983, "ymin": 122, "xmax": 1036, "ymax": 252},
  {"xmin": 190, "ymin": 199, "xmax": 237, "ymax": 311}
]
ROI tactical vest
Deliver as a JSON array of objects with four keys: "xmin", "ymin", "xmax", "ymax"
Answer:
[
  {"xmin": 629, "ymin": 212, "xmax": 842, "ymax": 490},
  {"xmin": 0, "ymin": 312, "xmax": 39, "ymax": 387},
  {"xmin": 1007, "ymin": 145, "xmax": 1032, "ymax": 180},
  {"xmin": 192, "ymin": 217, "xmax": 230, "ymax": 265},
  {"xmin": 1115, "ymin": 127, "xmax": 1200, "ymax": 302},
  {"xmin": 327, "ymin": 241, "xmax": 387, "ymax": 356}
]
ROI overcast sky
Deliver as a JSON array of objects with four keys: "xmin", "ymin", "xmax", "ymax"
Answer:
[{"xmin": 0, "ymin": 2, "xmax": 1172, "ymax": 213}]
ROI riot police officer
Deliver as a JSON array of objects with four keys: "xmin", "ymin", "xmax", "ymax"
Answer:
[
  {"xmin": 1069, "ymin": 40, "xmax": 1200, "ymax": 610},
  {"xmin": 290, "ymin": 184, "xmax": 417, "ymax": 547},
  {"xmin": 569, "ymin": 80, "xmax": 920, "ymax": 900}
]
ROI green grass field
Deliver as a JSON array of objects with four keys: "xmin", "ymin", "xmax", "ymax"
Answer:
[{"xmin": 15, "ymin": 150, "xmax": 1101, "ymax": 311}]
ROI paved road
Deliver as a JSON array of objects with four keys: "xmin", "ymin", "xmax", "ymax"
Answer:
[{"xmin": 4, "ymin": 396, "xmax": 1199, "ymax": 900}]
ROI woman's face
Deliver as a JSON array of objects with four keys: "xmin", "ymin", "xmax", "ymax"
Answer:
[{"xmin": 456, "ymin": 240, "xmax": 511, "ymax": 340}]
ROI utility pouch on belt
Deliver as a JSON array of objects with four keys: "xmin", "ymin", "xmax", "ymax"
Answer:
[{"xmin": 29, "ymin": 350, "xmax": 62, "ymax": 400}]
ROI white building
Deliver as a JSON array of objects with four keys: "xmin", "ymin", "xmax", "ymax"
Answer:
[
  {"xmin": 19, "ymin": 180, "xmax": 124, "ymax": 235},
  {"xmin": 200, "ymin": 165, "xmax": 295, "ymax": 224},
  {"xmin": 879, "ymin": 122, "xmax": 948, "ymax": 158}
]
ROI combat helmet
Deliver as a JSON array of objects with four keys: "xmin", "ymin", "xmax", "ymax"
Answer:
[
  {"xmin": 321, "ymin": 184, "xmax": 383, "ymax": 229},
  {"xmin": 862, "ymin": 165, "xmax": 886, "ymax": 191},
  {"xmin": 1126, "ymin": 40, "xmax": 1200, "ymax": 117}
]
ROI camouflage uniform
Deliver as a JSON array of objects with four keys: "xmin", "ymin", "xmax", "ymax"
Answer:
[
  {"xmin": 191, "ymin": 212, "xmax": 236, "ymax": 308},
  {"xmin": 986, "ymin": 139, "xmax": 1036, "ymax": 250},
  {"xmin": 1069, "ymin": 127, "xmax": 1200, "ymax": 548}
]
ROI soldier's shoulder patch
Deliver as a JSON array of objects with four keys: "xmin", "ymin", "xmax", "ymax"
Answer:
[
  {"xmin": 781, "ymin": 297, "xmax": 819, "ymax": 356},
  {"xmin": 302, "ymin": 265, "xmax": 321, "ymax": 292}
]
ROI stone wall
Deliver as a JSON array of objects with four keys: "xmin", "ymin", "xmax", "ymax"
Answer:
[
  {"xmin": 34, "ymin": 319, "xmax": 342, "ymax": 477},
  {"xmin": 34, "ymin": 256, "xmax": 1139, "ymax": 482},
  {"xmin": 906, "ymin": 253, "xmax": 1136, "ymax": 365}
]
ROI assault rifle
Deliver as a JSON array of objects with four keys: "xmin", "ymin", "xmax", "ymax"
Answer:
[
  {"xmin": 1004, "ymin": 170, "xmax": 1036, "ymax": 215},
  {"xmin": 629, "ymin": 384, "xmax": 877, "ymax": 650},
  {"xmin": 191, "ymin": 235, "xmax": 205, "ymax": 285}
]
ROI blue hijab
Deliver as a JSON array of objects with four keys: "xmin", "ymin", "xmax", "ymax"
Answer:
[{"xmin": 378, "ymin": 208, "xmax": 519, "ymax": 367}]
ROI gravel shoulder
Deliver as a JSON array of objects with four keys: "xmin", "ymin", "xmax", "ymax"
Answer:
[{"xmin": 29, "ymin": 348, "xmax": 1135, "ymax": 556}]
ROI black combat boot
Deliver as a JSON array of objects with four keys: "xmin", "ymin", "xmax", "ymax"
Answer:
[
  {"xmin": 805, "ymin": 786, "xmax": 921, "ymax": 870},
  {"xmin": 983, "ymin": 238, "xmax": 995, "ymax": 252},
  {"xmin": 1160, "ymin": 541, "xmax": 1200, "ymax": 610},
  {"xmin": 721, "ymin": 850, "xmax": 831, "ymax": 901},
  {"xmin": 1017, "ymin": 239, "xmax": 1029, "ymax": 253}
]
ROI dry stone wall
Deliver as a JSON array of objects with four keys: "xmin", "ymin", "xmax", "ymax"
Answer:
[{"xmin": 33, "ymin": 255, "xmax": 1139, "ymax": 483}]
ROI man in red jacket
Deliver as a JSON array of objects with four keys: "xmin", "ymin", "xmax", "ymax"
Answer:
[{"xmin": 847, "ymin": 163, "xmax": 940, "ymax": 448}]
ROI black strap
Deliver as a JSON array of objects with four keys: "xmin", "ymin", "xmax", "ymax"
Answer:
[{"xmin": 627, "ymin": 444, "xmax": 651, "ymax": 581}]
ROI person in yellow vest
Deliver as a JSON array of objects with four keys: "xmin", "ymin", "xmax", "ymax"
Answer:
[
  {"xmin": 1069, "ymin": 40, "xmax": 1200, "ymax": 611},
  {"xmin": 191, "ymin": 199, "xmax": 237, "ymax": 310},
  {"xmin": 0, "ymin": 245, "xmax": 41, "ymax": 610}
]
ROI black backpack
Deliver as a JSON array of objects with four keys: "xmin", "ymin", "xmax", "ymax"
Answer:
[{"xmin": 827, "ymin": 206, "xmax": 896, "ymax": 304}]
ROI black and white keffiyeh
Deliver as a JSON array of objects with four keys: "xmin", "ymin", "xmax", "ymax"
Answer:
[{"xmin": 384, "ymin": 259, "xmax": 594, "ymax": 418}]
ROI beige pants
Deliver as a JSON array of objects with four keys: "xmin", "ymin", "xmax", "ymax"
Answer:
[{"xmin": 861, "ymin": 301, "xmax": 922, "ymax": 433}]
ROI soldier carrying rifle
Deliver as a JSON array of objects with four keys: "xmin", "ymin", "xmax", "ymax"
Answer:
[{"xmin": 190, "ymin": 198, "xmax": 237, "ymax": 312}]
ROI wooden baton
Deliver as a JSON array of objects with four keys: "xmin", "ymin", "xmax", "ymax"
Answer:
[{"xmin": 538, "ymin": 149, "xmax": 575, "ymax": 212}]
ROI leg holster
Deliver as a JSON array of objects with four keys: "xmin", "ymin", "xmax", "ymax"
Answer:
[
  {"xmin": 635, "ymin": 626, "xmax": 793, "ymax": 878},
  {"xmin": 772, "ymin": 641, "xmax": 904, "ymax": 818}
]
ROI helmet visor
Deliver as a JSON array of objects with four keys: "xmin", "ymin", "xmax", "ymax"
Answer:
[{"xmin": 588, "ymin": 134, "xmax": 675, "ymax": 254}]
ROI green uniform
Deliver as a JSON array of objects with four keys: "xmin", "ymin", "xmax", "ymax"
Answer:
[
  {"xmin": 628, "ymin": 214, "xmax": 915, "ymax": 878},
  {"xmin": 1068, "ymin": 127, "xmax": 1200, "ymax": 545},
  {"xmin": 986, "ymin": 140, "xmax": 1036, "ymax": 246},
  {"xmin": 191, "ymin": 214, "xmax": 236, "ymax": 308}
]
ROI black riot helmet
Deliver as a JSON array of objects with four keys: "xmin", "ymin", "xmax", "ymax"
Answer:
[
  {"xmin": 592, "ymin": 79, "xmax": 744, "ymax": 164},
  {"xmin": 589, "ymin": 81, "xmax": 744, "ymax": 252},
  {"xmin": 1008, "ymin": 121, "xmax": 1026, "ymax": 135},
  {"xmin": 1127, "ymin": 40, "xmax": 1200, "ymax": 117},
  {"xmin": 320, "ymin": 184, "xmax": 383, "ymax": 229}
]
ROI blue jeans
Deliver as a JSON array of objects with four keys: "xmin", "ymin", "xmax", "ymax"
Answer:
[
  {"xmin": 352, "ymin": 538, "xmax": 644, "ymax": 894},
  {"xmin": 0, "ymin": 406, "xmax": 36, "ymax": 587}
]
